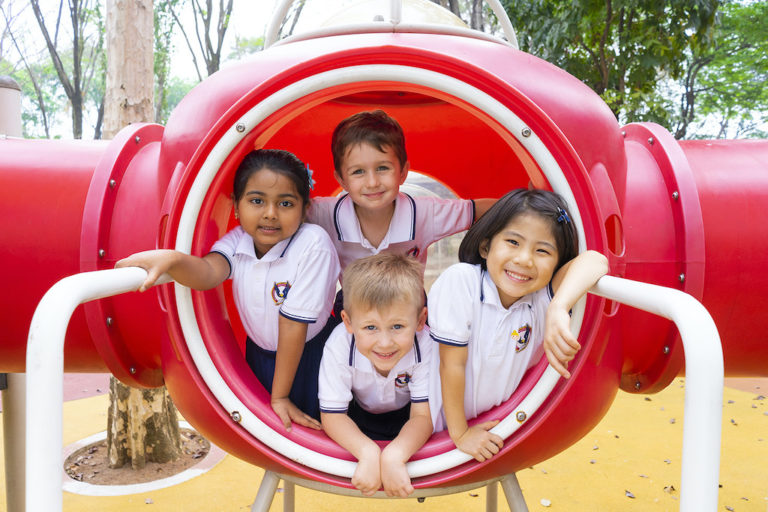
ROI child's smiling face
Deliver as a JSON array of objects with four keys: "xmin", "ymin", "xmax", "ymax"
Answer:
[
  {"xmin": 335, "ymin": 142, "xmax": 409, "ymax": 214},
  {"xmin": 234, "ymin": 168, "xmax": 306, "ymax": 258},
  {"xmin": 341, "ymin": 301, "xmax": 427, "ymax": 377},
  {"xmin": 480, "ymin": 212, "xmax": 559, "ymax": 308}
]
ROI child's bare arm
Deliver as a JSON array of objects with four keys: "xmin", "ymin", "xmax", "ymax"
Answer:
[
  {"xmin": 271, "ymin": 316, "xmax": 321, "ymax": 431},
  {"xmin": 472, "ymin": 198, "xmax": 497, "ymax": 220},
  {"xmin": 321, "ymin": 412, "xmax": 382, "ymax": 496},
  {"xmin": 545, "ymin": 250, "xmax": 609, "ymax": 378},
  {"xmin": 380, "ymin": 401, "xmax": 432, "ymax": 497},
  {"xmin": 115, "ymin": 250, "xmax": 229, "ymax": 292},
  {"xmin": 439, "ymin": 344, "xmax": 503, "ymax": 461}
]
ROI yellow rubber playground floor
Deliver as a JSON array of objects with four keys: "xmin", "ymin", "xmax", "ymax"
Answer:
[{"xmin": 1, "ymin": 376, "xmax": 766, "ymax": 511}]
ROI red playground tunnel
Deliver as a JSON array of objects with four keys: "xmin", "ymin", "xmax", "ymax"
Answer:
[{"xmin": 1, "ymin": 1, "xmax": 767, "ymax": 511}]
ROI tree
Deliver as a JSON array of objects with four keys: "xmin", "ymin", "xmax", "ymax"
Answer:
[
  {"xmin": 103, "ymin": 0, "xmax": 182, "ymax": 470},
  {"xmin": 502, "ymin": 0, "xmax": 719, "ymax": 127},
  {"xmin": 28, "ymin": 0, "xmax": 105, "ymax": 139},
  {"xmin": 170, "ymin": 0, "xmax": 234, "ymax": 80},
  {"xmin": 677, "ymin": 0, "xmax": 768, "ymax": 139}
]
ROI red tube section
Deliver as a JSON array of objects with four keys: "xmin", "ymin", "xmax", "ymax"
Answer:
[{"xmin": 1, "ymin": 31, "xmax": 766, "ymax": 488}]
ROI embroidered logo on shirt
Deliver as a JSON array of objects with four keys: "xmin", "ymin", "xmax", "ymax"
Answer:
[
  {"xmin": 511, "ymin": 324, "xmax": 531, "ymax": 352},
  {"xmin": 406, "ymin": 246, "xmax": 420, "ymax": 258},
  {"xmin": 271, "ymin": 281, "xmax": 291, "ymax": 305},
  {"xmin": 394, "ymin": 372, "xmax": 412, "ymax": 388}
]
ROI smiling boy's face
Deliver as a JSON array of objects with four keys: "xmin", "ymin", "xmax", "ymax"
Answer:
[
  {"xmin": 335, "ymin": 142, "xmax": 409, "ymax": 214},
  {"xmin": 341, "ymin": 301, "xmax": 426, "ymax": 377}
]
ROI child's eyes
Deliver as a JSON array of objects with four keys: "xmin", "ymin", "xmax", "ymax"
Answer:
[
  {"xmin": 351, "ymin": 168, "xmax": 365, "ymax": 176},
  {"xmin": 364, "ymin": 325, "xmax": 377, "ymax": 331},
  {"xmin": 505, "ymin": 239, "xmax": 519, "ymax": 246},
  {"xmin": 249, "ymin": 198, "xmax": 263, "ymax": 205},
  {"xmin": 376, "ymin": 165, "xmax": 391, "ymax": 172},
  {"xmin": 392, "ymin": 324, "xmax": 404, "ymax": 330},
  {"xmin": 279, "ymin": 200, "xmax": 294, "ymax": 208},
  {"xmin": 537, "ymin": 248, "xmax": 552, "ymax": 255}
]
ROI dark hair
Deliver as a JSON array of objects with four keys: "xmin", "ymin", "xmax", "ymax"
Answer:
[
  {"xmin": 331, "ymin": 110, "xmax": 407, "ymax": 173},
  {"xmin": 459, "ymin": 188, "xmax": 578, "ymax": 272},
  {"xmin": 232, "ymin": 149, "xmax": 311, "ymax": 206}
]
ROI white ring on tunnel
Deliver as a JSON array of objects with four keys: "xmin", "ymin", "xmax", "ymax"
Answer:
[{"xmin": 174, "ymin": 64, "xmax": 587, "ymax": 479}]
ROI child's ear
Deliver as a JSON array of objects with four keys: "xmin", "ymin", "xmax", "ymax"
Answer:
[
  {"xmin": 398, "ymin": 160, "xmax": 410, "ymax": 185},
  {"xmin": 479, "ymin": 239, "xmax": 490, "ymax": 259},
  {"xmin": 340, "ymin": 310, "xmax": 355, "ymax": 334},
  {"xmin": 416, "ymin": 306, "xmax": 427, "ymax": 330},
  {"xmin": 334, "ymin": 170, "xmax": 349, "ymax": 191}
]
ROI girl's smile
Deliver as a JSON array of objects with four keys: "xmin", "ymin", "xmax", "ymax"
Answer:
[{"xmin": 480, "ymin": 212, "xmax": 559, "ymax": 308}]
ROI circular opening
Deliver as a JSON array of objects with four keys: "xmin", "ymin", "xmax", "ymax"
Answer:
[{"xmin": 172, "ymin": 65, "xmax": 592, "ymax": 483}]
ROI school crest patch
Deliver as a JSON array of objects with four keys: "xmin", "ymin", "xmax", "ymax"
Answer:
[
  {"xmin": 271, "ymin": 281, "xmax": 291, "ymax": 305},
  {"xmin": 511, "ymin": 324, "xmax": 531, "ymax": 352},
  {"xmin": 394, "ymin": 372, "xmax": 412, "ymax": 388}
]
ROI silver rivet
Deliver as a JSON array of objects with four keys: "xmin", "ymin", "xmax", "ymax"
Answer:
[
  {"xmin": 672, "ymin": 191, "xmax": 679, "ymax": 200},
  {"xmin": 634, "ymin": 381, "xmax": 642, "ymax": 390},
  {"xmin": 134, "ymin": 135, "xmax": 141, "ymax": 144},
  {"xmin": 521, "ymin": 127, "xmax": 532, "ymax": 138},
  {"xmin": 109, "ymin": 179, "xmax": 117, "ymax": 189},
  {"xmin": 621, "ymin": 130, "xmax": 626, "ymax": 138},
  {"xmin": 663, "ymin": 346, "xmax": 670, "ymax": 354},
  {"xmin": 678, "ymin": 273, "xmax": 685, "ymax": 283},
  {"xmin": 235, "ymin": 123, "xmax": 246, "ymax": 133},
  {"xmin": 231, "ymin": 411, "xmax": 242, "ymax": 423},
  {"xmin": 515, "ymin": 411, "xmax": 527, "ymax": 423},
  {"xmin": 647, "ymin": 137, "xmax": 655, "ymax": 145},
  {"xmin": 129, "ymin": 367, "xmax": 137, "ymax": 374},
  {"xmin": 98, "ymin": 249, "xmax": 105, "ymax": 258},
  {"xmin": 106, "ymin": 317, "xmax": 113, "ymax": 327}
]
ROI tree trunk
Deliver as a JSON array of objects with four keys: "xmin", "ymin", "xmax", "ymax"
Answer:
[{"xmin": 104, "ymin": 0, "xmax": 181, "ymax": 470}]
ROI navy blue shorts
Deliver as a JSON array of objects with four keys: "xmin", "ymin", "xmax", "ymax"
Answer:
[
  {"xmin": 245, "ymin": 315, "xmax": 338, "ymax": 421},
  {"xmin": 347, "ymin": 399, "xmax": 411, "ymax": 441}
]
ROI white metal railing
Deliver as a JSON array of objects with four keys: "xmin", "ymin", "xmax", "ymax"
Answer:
[
  {"xmin": 264, "ymin": 0, "xmax": 519, "ymax": 49},
  {"xmin": 23, "ymin": 271, "xmax": 721, "ymax": 511}
]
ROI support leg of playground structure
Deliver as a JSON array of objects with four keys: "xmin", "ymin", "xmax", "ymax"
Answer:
[
  {"xmin": 2, "ymin": 373, "xmax": 25, "ymax": 512},
  {"xmin": 250, "ymin": 471, "xmax": 530, "ymax": 511}
]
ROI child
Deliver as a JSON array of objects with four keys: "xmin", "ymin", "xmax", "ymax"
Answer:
[
  {"xmin": 427, "ymin": 189, "xmax": 608, "ymax": 462},
  {"xmin": 116, "ymin": 149, "xmax": 340, "ymax": 432},
  {"xmin": 307, "ymin": 109, "xmax": 496, "ymax": 271},
  {"xmin": 318, "ymin": 253, "xmax": 432, "ymax": 498}
]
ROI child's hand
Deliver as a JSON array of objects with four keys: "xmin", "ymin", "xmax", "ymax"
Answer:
[
  {"xmin": 380, "ymin": 449, "xmax": 414, "ymax": 497},
  {"xmin": 352, "ymin": 447, "xmax": 382, "ymax": 496},
  {"xmin": 454, "ymin": 421, "xmax": 503, "ymax": 462},
  {"xmin": 543, "ymin": 301, "xmax": 581, "ymax": 379},
  {"xmin": 115, "ymin": 250, "xmax": 176, "ymax": 292},
  {"xmin": 270, "ymin": 397, "xmax": 322, "ymax": 432}
]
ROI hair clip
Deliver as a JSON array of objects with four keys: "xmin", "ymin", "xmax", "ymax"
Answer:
[
  {"xmin": 556, "ymin": 207, "xmax": 571, "ymax": 224},
  {"xmin": 306, "ymin": 164, "xmax": 316, "ymax": 190}
]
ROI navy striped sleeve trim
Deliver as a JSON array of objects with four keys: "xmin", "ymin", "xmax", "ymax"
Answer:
[
  {"xmin": 208, "ymin": 250, "xmax": 232, "ymax": 279},
  {"xmin": 279, "ymin": 309, "xmax": 317, "ymax": 324},
  {"xmin": 319, "ymin": 407, "xmax": 348, "ymax": 414},
  {"xmin": 332, "ymin": 194, "xmax": 348, "ymax": 241},
  {"xmin": 404, "ymin": 193, "xmax": 416, "ymax": 240},
  {"xmin": 411, "ymin": 396, "xmax": 428, "ymax": 403},
  {"xmin": 429, "ymin": 332, "xmax": 467, "ymax": 347}
]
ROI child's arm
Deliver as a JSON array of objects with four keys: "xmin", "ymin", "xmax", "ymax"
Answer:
[
  {"xmin": 321, "ymin": 412, "xmax": 382, "ymax": 496},
  {"xmin": 379, "ymin": 401, "xmax": 432, "ymax": 497},
  {"xmin": 472, "ymin": 198, "xmax": 497, "ymax": 220},
  {"xmin": 545, "ymin": 250, "xmax": 609, "ymax": 378},
  {"xmin": 439, "ymin": 344, "xmax": 503, "ymax": 461},
  {"xmin": 271, "ymin": 315, "xmax": 322, "ymax": 431},
  {"xmin": 115, "ymin": 250, "xmax": 229, "ymax": 292}
]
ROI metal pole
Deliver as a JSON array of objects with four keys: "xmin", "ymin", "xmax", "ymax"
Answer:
[
  {"xmin": 500, "ymin": 474, "xmax": 529, "ymax": 512},
  {"xmin": 250, "ymin": 471, "xmax": 281, "ymax": 512}
]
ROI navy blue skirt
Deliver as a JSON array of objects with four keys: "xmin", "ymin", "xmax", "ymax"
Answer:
[{"xmin": 245, "ymin": 315, "xmax": 339, "ymax": 421}]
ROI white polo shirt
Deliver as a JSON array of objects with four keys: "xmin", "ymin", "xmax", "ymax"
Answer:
[
  {"xmin": 307, "ymin": 192, "xmax": 474, "ymax": 270},
  {"xmin": 210, "ymin": 223, "xmax": 340, "ymax": 352},
  {"xmin": 318, "ymin": 323, "xmax": 432, "ymax": 415},
  {"xmin": 426, "ymin": 263, "xmax": 551, "ymax": 432}
]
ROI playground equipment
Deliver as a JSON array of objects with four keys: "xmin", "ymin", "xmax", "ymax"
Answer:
[{"xmin": 1, "ymin": 1, "xmax": 767, "ymax": 510}]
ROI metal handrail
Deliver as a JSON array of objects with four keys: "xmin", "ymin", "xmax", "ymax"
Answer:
[
  {"xmin": 24, "ymin": 271, "xmax": 722, "ymax": 511},
  {"xmin": 264, "ymin": 0, "xmax": 519, "ymax": 49}
]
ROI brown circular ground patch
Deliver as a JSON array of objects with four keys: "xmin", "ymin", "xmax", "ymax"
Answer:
[{"xmin": 64, "ymin": 428, "xmax": 210, "ymax": 485}]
